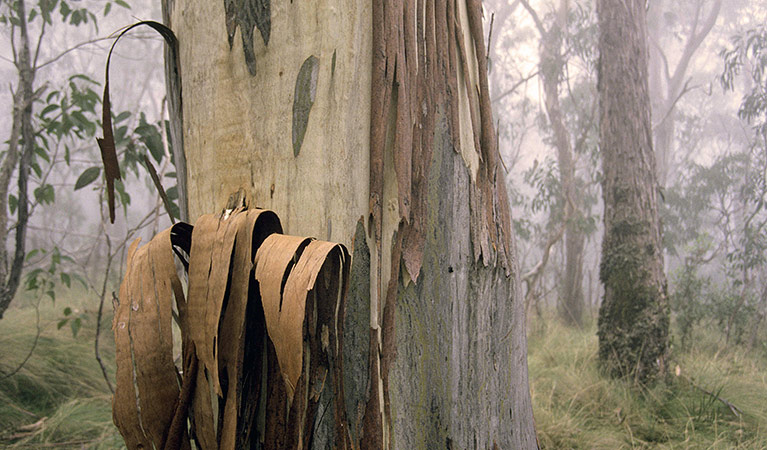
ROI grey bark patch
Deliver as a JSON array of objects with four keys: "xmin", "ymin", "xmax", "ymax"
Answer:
[
  {"xmin": 343, "ymin": 220, "xmax": 370, "ymax": 442},
  {"xmin": 292, "ymin": 55, "xmax": 320, "ymax": 157},
  {"xmin": 389, "ymin": 113, "xmax": 537, "ymax": 449},
  {"xmin": 224, "ymin": 0, "xmax": 271, "ymax": 76}
]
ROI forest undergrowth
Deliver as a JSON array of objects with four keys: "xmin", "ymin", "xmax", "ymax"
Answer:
[
  {"xmin": 529, "ymin": 312, "xmax": 767, "ymax": 449},
  {"xmin": 0, "ymin": 290, "xmax": 122, "ymax": 449},
  {"xmin": 1, "ymin": 293, "xmax": 767, "ymax": 448}
]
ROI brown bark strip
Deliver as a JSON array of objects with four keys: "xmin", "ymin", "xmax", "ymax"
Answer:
[
  {"xmin": 163, "ymin": 342, "xmax": 197, "ymax": 450},
  {"xmin": 98, "ymin": 21, "xmax": 176, "ymax": 223},
  {"xmin": 445, "ymin": 0, "xmax": 460, "ymax": 149},
  {"xmin": 112, "ymin": 227, "xmax": 188, "ymax": 449},
  {"xmin": 114, "ymin": 207, "xmax": 350, "ymax": 449},
  {"xmin": 256, "ymin": 236, "xmax": 352, "ymax": 449},
  {"xmin": 143, "ymin": 154, "xmax": 176, "ymax": 224},
  {"xmin": 465, "ymin": 0, "xmax": 496, "ymax": 175},
  {"xmin": 369, "ymin": 0, "xmax": 388, "ymax": 244},
  {"xmin": 218, "ymin": 209, "xmax": 281, "ymax": 449},
  {"xmin": 366, "ymin": 0, "xmax": 476, "ymax": 445}
]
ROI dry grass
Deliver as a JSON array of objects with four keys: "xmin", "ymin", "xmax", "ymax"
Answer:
[{"xmin": 528, "ymin": 314, "xmax": 767, "ymax": 449}]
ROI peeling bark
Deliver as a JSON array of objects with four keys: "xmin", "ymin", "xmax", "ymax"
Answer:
[{"xmin": 162, "ymin": 0, "xmax": 537, "ymax": 447}]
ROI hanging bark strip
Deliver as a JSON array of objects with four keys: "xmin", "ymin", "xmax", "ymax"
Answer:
[
  {"xmin": 112, "ymin": 207, "xmax": 351, "ymax": 449},
  {"xmin": 364, "ymin": 0, "xmax": 515, "ymax": 445},
  {"xmin": 97, "ymin": 21, "xmax": 178, "ymax": 223},
  {"xmin": 112, "ymin": 223, "xmax": 192, "ymax": 449}
]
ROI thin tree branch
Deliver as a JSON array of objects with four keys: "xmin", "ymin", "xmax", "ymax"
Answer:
[
  {"xmin": 491, "ymin": 69, "xmax": 539, "ymax": 103},
  {"xmin": 35, "ymin": 36, "xmax": 112, "ymax": 70},
  {"xmin": 519, "ymin": 0, "xmax": 546, "ymax": 36}
]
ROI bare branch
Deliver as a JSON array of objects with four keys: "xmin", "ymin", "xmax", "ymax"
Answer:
[
  {"xmin": 519, "ymin": 0, "xmax": 546, "ymax": 36},
  {"xmin": 491, "ymin": 69, "xmax": 539, "ymax": 103}
]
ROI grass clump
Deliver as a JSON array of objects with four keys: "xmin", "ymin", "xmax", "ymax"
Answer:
[
  {"xmin": 0, "ymin": 291, "xmax": 122, "ymax": 448},
  {"xmin": 528, "ymin": 314, "xmax": 767, "ymax": 449}
]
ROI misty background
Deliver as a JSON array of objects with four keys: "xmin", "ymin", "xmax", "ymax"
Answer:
[{"xmin": 1, "ymin": 0, "xmax": 766, "ymax": 447}]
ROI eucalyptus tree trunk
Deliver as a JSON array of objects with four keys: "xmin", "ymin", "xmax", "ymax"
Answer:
[
  {"xmin": 596, "ymin": 0, "xmax": 669, "ymax": 382},
  {"xmin": 537, "ymin": 0, "xmax": 585, "ymax": 327},
  {"xmin": 162, "ymin": 0, "xmax": 536, "ymax": 447}
]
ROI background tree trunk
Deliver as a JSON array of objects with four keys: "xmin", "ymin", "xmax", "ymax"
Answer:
[
  {"xmin": 596, "ymin": 0, "xmax": 669, "ymax": 382},
  {"xmin": 539, "ymin": 0, "xmax": 585, "ymax": 327},
  {"xmin": 163, "ymin": 0, "xmax": 537, "ymax": 447}
]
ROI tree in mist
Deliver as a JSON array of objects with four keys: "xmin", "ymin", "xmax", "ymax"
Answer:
[
  {"xmin": 648, "ymin": 0, "xmax": 722, "ymax": 187},
  {"xmin": 596, "ymin": 0, "xmax": 669, "ymax": 381},
  {"xmin": 519, "ymin": 0, "xmax": 601, "ymax": 326},
  {"xmin": 0, "ymin": 0, "xmax": 114, "ymax": 319},
  {"xmin": 151, "ymin": 0, "xmax": 538, "ymax": 447}
]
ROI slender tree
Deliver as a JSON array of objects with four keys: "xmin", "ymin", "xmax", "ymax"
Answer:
[
  {"xmin": 596, "ymin": 0, "xmax": 669, "ymax": 382},
  {"xmin": 521, "ymin": 0, "xmax": 587, "ymax": 326},
  {"xmin": 158, "ymin": 0, "xmax": 538, "ymax": 447}
]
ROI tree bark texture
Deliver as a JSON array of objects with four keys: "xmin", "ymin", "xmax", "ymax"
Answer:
[
  {"xmin": 596, "ymin": 0, "xmax": 669, "ymax": 382},
  {"xmin": 164, "ymin": 0, "xmax": 536, "ymax": 447}
]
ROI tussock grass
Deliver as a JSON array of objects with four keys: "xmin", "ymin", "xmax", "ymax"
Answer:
[
  {"xmin": 528, "ymin": 314, "xmax": 767, "ymax": 449},
  {"xmin": 0, "ymin": 291, "xmax": 122, "ymax": 448}
]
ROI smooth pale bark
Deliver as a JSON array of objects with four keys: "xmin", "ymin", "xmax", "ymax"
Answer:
[
  {"xmin": 164, "ymin": 0, "xmax": 536, "ymax": 447},
  {"xmin": 596, "ymin": 0, "xmax": 669, "ymax": 382}
]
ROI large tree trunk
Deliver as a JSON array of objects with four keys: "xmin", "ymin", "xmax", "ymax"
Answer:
[
  {"xmin": 163, "ymin": 0, "xmax": 536, "ymax": 447},
  {"xmin": 596, "ymin": 0, "xmax": 669, "ymax": 382}
]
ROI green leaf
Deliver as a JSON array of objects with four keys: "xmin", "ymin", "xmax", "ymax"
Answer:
[
  {"xmin": 8, "ymin": 194, "xmax": 17, "ymax": 214},
  {"xmin": 31, "ymin": 162, "xmax": 42, "ymax": 178},
  {"xmin": 71, "ymin": 273, "xmax": 88, "ymax": 289},
  {"xmin": 70, "ymin": 9, "xmax": 81, "ymax": 25},
  {"xmin": 74, "ymin": 167, "xmax": 100, "ymax": 190},
  {"xmin": 46, "ymin": 290, "xmax": 55, "ymax": 302},
  {"xmin": 115, "ymin": 111, "xmax": 131, "ymax": 123},
  {"xmin": 63, "ymin": 306, "xmax": 72, "ymax": 316},
  {"xmin": 34, "ymin": 146, "xmax": 50, "ymax": 163},
  {"xmin": 61, "ymin": 272, "xmax": 71, "ymax": 288},
  {"xmin": 104, "ymin": 2, "xmax": 111, "ymax": 16},
  {"xmin": 26, "ymin": 249, "xmax": 40, "ymax": 262},
  {"xmin": 57, "ymin": 318, "xmax": 68, "ymax": 330},
  {"xmin": 69, "ymin": 74, "xmax": 98, "ymax": 85},
  {"xmin": 59, "ymin": 1, "xmax": 71, "ymax": 19},
  {"xmin": 115, "ymin": 0, "xmax": 130, "ymax": 9},
  {"xmin": 71, "ymin": 318, "xmax": 81, "ymax": 337},
  {"xmin": 34, "ymin": 184, "xmax": 55, "ymax": 205},
  {"xmin": 114, "ymin": 178, "xmax": 131, "ymax": 209},
  {"xmin": 136, "ymin": 115, "xmax": 164, "ymax": 164},
  {"xmin": 28, "ymin": 8, "xmax": 37, "ymax": 21}
]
